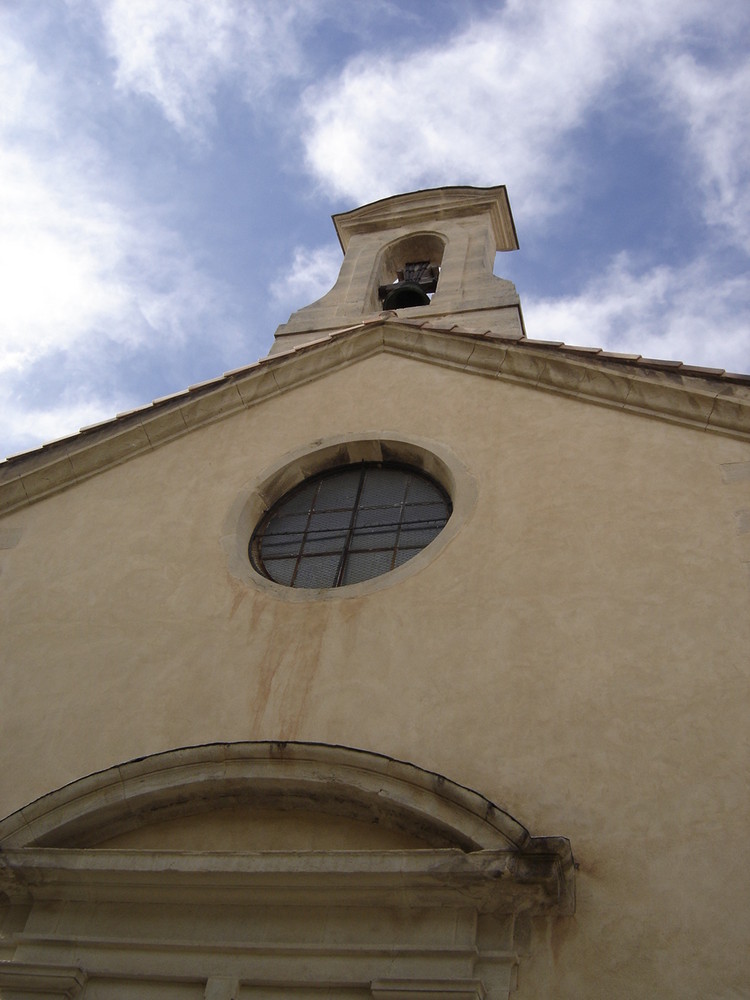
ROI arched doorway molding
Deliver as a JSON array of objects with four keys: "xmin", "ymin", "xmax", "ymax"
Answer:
[
  {"xmin": 0, "ymin": 742, "xmax": 542, "ymax": 852},
  {"xmin": 0, "ymin": 744, "xmax": 575, "ymax": 1000}
]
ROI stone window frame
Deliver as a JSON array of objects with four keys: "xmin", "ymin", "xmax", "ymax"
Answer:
[{"xmin": 223, "ymin": 433, "xmax": 478, "ymax": 602}]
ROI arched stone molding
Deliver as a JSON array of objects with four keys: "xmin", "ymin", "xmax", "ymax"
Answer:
[{"xmin": 0, "ymin": 742, "xmax": 537, "ymax": 852}]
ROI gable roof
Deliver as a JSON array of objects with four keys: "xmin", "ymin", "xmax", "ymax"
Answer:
[{"xmin": 2, "ymin": 317, "xmax": 749, "ymax": 515}]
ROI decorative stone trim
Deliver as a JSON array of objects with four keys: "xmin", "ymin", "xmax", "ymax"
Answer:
[
  {"xmin": 204, "ymin": 978, "xmax": 239, "ymax": 1000},
  {"xmin": 0, "ymin": 743, "xmax": 574, "ymax": 914},
  {"xmin": 0, "ymin": 963, "xmax": 86, "ymax": 999},
  {"xmin": 0, "ymin": 845, "xmax": 572, "ymax": 914},
  {"xmin": 0, "ymin": 743, "xmax": 533, "ymax": 853},
  {"xmin": 371, "ymin": 980, "xmax": 486, "ymax": 1000}
]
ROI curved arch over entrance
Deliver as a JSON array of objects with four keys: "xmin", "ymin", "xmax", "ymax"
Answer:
[
  {"xmin": 0, "ymin": 742, "xmax": 536, "ymax": 851},
  {"xmin": 0, "ymin": 743, "xmax": 575, "ymax": 999}
]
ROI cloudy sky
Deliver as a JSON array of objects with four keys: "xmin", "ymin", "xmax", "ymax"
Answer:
[{"xmin": 2, "ymin": 0, "xmax": 749, "ymax": 459}]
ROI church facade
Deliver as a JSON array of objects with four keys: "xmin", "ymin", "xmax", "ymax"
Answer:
[{"xmin": 1, "ymin": 187, "xmax": 749, "ymax": 999}]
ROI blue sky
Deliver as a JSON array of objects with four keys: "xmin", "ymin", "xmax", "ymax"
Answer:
[{"xmin": 2, "ymin": 0, "xmax": 749, "ymax": 458}]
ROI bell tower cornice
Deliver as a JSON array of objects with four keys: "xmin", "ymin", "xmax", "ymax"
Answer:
[{"xmin": 332, "ymin": 185, "xmax": 519, "ymax": 253}]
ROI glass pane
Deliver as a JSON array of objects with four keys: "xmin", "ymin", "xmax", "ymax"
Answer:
[
  {"xmin": 315, "ymin": 469, "xmax": 362, "ymax": 511},
  {"xmin": 341, "ymin": 549, "xmax": 395, "ymax": 585},
  {"xmin": 400, "ymin": 501, "xmax": 448, "ymax": 526},
  {"xmin": 264, "ymin": 558, "xmax": 297, "ymax": 585},
  {"xmin": 359, "ymin": 468, "xmax": 408, "ymax": 508},
  {"xmin": 303, "ymin": 509, "xmax": 352, "ymax": 554},
  {"xmin": 349, "ymin": 528, "xmax": 399, "ymax": 551},
  {"xmin": 302, "ymin": 534, "xmax": 349, "ymax": 556},
  {"xmin": 404, "ymin": 477, "xmax": 443, "ymax": 503},
  {"xmin": 398, "ymin": 526, "xmax": 441, "ymax": 547},
  {"xmin": 279, "ymin": 481, "xmax": 318, "ymax": 515},
  {"xmin": 354, "ymin": 505, "xmax": 402, "ymax": 529},
  {"xmin": 263, "ymin": 512, "xmax": 308, "ymax": 538},
  {"xmin": 261, "ymin": 535, "xmax": 303, "ymax": 558},
  {"xmin": 294, "ymin": 554, "xmax": 341, "ymax": 588}
]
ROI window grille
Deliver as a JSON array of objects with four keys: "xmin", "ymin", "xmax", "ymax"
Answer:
[{"xmin": 251, "ymin": 464, "xmax": 451, "ymax": 589}]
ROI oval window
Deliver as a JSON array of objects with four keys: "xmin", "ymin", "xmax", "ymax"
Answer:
[{"xmin": 250, "ymin": 464, "xmax": 451, "ymax": 589}]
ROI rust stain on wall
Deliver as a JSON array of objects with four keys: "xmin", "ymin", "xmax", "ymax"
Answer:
[
  {"xmin": 226, "ymin": 572, "xmax": 248, "ymax": 620},
  {"xmin": 245, "ymin": 595, "xmax": 331, "ymax": 738}
]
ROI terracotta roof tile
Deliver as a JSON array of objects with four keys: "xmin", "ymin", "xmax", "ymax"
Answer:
[
  {"xmin": 636, "ymin": 357, "xmax": 683, "ymax": 368},
  {"xmin": 677, "ymin": 364, "xmax": 726, "ymax": 377},
  {"xmin": 597, "ymin": 351, "xmax": 643, "ymax": 361},
  {"xmin": 187, "ymin": 375, "xmax": 228, "ymax": 391},
  {"xmin": 80, "ymin": 418, "xmax": 120, "ymax": 433},
  {"xmin": 222, "ymin": 359, "xmax": 264, "ymax": 377},
  {"xmin": 152, "ymin": 388, "xmax": 190, "ymax": 405}
]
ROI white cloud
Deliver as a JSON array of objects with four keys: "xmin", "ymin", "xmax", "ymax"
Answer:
[
  {"xmin": 297, "ymin": 0, "xmax": 750, "ymax": 377},
  {"xmin": 94, "ymin": 0, "xmax": 322, "ymax": 137},
  {"xmin": 0, "ymin": 123, "xmax": 232, "ymax": 370},
  {"xmin": 661, "ymin": 52, "xmax": 750, "ymax": 253},
  {"xmin": 271, "ymin": 244, "xmax": 342, "ymax": 311},
  {"xmin": 0, "ymin": 20, "xmax": 242, "ymax": 454},
  {"xmin": 300, "ymin": 0, "xmax": 746, "ymax": 223},
  {"xmin": 0, "ymin": 147, "xmax": 129, "ymax": 374},
  {"xmin": 0, "ymin": 392, "xmax": 134, "ymax": 459},
  {"xmin": 525, "ymin": 253, "xmax": 750, "ymax": 374},
  {"xmin": 0, "ymin": 31, "xmax": 53, "ymax": 132}
]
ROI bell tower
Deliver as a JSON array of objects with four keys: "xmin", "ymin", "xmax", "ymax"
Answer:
[{"xmin": 271, "ymin": 185, "xmax": 524, "ymax": 353}]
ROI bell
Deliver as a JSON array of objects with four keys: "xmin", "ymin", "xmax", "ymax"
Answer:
[{"xmin": 382, "ymin": 282, "xmax": 431, "ymax": 310}]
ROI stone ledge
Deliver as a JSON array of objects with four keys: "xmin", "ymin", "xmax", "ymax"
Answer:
[
  {"xmin": 0, "ymin": 846, "xmax": 572, "ymax": 914},
  {"xmin": 0, "ymin": 963, "xmax": 86, "ymax": 998},
  {"xmin": 332, "ymin": 186, "xmax": 518, "ymax": 253}
]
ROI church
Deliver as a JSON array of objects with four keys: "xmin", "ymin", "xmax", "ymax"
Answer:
[{"xmin": 1, "ymin": 186, "xmax": 749, "ymax": 999}]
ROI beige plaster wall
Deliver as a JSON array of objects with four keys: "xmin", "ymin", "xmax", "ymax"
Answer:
[{"xmin": 2, "ymin": 351, "xmax": 749, "ymax": 997}]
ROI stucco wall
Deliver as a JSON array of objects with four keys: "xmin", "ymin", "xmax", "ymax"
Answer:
[{"xmin": 2, "ymin": 350, "xmax": 749, "ymax": 997}]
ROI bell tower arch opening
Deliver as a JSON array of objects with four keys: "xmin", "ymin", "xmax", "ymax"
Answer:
[{"xmin": 377, "ymin": 232, "xmax": 445, "ymax": 311}]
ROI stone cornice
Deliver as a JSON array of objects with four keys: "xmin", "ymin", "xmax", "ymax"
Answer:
[
  {"xmin": 332, "ymin": 186, "xmax": 519, "ymax": 252},
  {"xmin": 1, "ymin": 319, "xmax": 749, "ymax": 515},
  {"xmin": 0, "ymin": 846, "xmax": 573, "ymax": 914}
]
